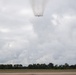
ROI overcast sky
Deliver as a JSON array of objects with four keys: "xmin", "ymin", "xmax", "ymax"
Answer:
[{"xmin": 0, "ymin": 0, "xmax": 76, "ymax": 65}]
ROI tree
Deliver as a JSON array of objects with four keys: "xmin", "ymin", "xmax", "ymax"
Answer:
[
  {"xmin": 48, "ymin": 63, "xmax": 54, "ymax": 69},
  {"xmin": 63, "ymin": 63, "xmax": 69, "ymax": 69}
]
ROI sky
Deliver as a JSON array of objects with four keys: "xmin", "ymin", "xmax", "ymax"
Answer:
[{"xmin": 0, "ymin": 0, "xmax": 76, "ymax": 66}]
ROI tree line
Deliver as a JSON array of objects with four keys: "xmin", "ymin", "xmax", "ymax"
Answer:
[{"xmin": 0, "ymin": 63, "xmax": 76, "ymax": 69}]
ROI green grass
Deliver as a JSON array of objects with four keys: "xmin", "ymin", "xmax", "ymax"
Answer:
[{"xmin": 0, "ymin": 69, "xmax": 76, "ymax": 73}]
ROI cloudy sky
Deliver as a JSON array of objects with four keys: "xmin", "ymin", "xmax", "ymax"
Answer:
[{"xmin": 0, "ymin": 0, "xmax": 76, "ymax": 65}]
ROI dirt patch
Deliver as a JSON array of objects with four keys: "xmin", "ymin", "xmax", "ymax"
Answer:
[{"xmin": 0, "ymin": 72, "xmax": 76, "ymax": 75}]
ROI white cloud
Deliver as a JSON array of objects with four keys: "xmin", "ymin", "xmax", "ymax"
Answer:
[
  {"xmin": 0, "ymin": 27, "xmax": 10, "ymax": 33},
  {"xmin": 0, "ymin": 0, "xmax": 76, "ymax": 65}
]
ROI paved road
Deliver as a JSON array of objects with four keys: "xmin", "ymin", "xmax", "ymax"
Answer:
[{"xmin": 0, "ymin": 72, "xmax": 76, "ymax": 75}]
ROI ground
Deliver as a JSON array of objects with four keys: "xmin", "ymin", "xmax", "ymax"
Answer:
[{"xmin": 0, "ymin": 69, "xmax": 76, "ymax": 75}]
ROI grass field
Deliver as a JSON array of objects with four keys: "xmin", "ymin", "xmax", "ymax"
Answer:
[{"xmin": 0, "ymin": 69, "xmax": 76, "ymax": 73}]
